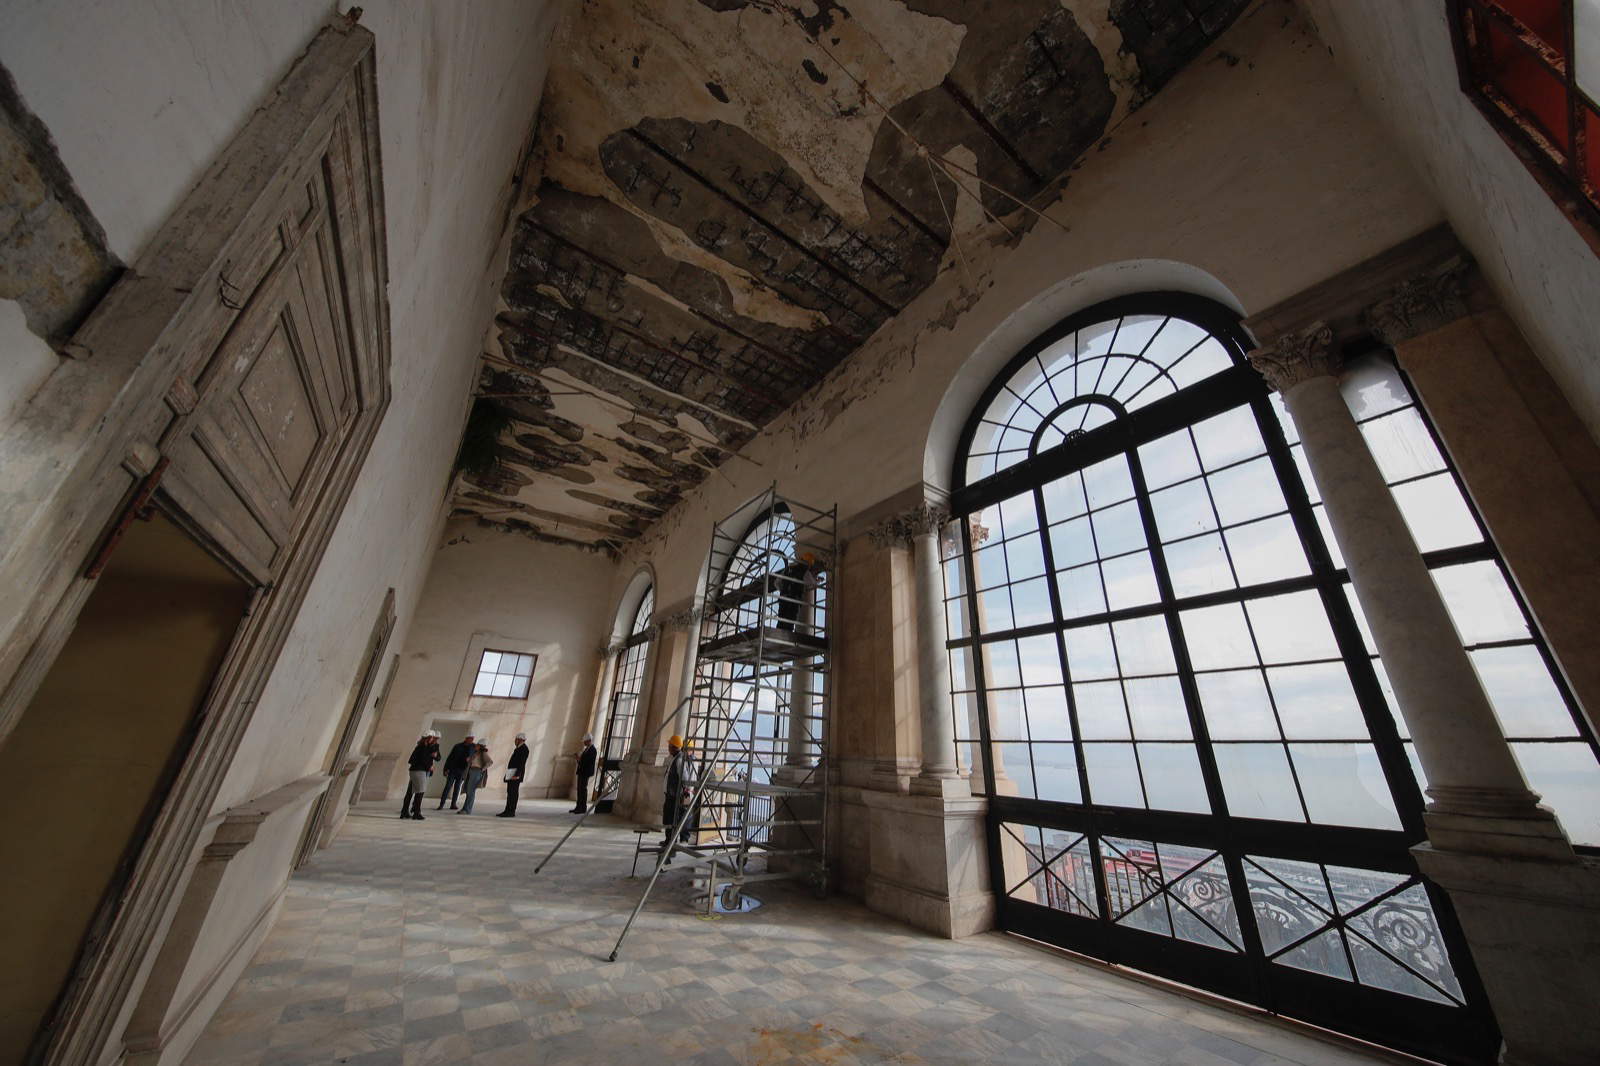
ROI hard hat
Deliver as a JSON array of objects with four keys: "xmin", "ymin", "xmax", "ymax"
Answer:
[
  {"xmin": 583, "ymin": 733, "xmax": 594, "ymax": 742},
  {"xmin": 515, "ymin": 733, "xmax": 527, "ymax": 742},
  {"xmin": 668, "ymin": 734, "xmax": 684, "ymax": 747},
  {"xmin": 801, "ymin": 551, "xmax": 816, "ymax": 564},
  {"xmin": 682, "ymin": 738, "xmax": 695, "ymax": 749}
]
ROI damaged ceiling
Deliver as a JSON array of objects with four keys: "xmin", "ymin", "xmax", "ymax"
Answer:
[{"xmin": 452, "ymin": 0, "xmax": 1252, "ymax": 551}]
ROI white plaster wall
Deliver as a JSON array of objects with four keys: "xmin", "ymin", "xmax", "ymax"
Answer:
[
  {"xmin": 372, "ymin": 520, "xmax": 618, "ymax": 803},
  {"xmin": 1297, "ymin": 1, "xmax": 1600, "ymax": 442},
  {"xmin": 608, "ymin": 0, "xmax": 1445, "ymax": 610},
  {"xmin": 0, "ymin": 2, "xmax": 566, "ymax": 1057}
]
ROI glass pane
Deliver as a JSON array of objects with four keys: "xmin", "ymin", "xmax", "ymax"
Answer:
[
  {"xmin": 1091, "ymin": 500, "xmax": 1147, "ymax": 558},
  {"xmin": 1266, "ymin": 663, "xmax": 1368, "ymax": 740},
  {"xmin": 1101, "ymin": 837, "xmax": 1161, "ymax": 916},
  {"xmin": 1112, "ymin": 614, "xmax": 1176, "ymax": 676},
  {"xmin": 1010, "ymin": 577, "xmax": 1054, "ymax": 628},
  {"xmin": 1164, "ymin": 533, "xmax": 1234, "ymax": 598},
  {"xmin": 1433, "ymin": 561, "xmax": 1529, "ymax": 645},
  {"xmin": 1180, "ymin": 603, "xmax": 1258, "ymax": 670},
  {"xmin": 1101, "ymin": 552, "xmax": 1160, "ymax": 611},
  {"xmin": 1225, "ymin": 515, "xmax": 1310, "ymax": 587},
  {"xmin": 1042, "ymin": 472, "xmax": 1088, "ymax": 523},
  {"xmin": 1360, "ymin": 408, "xmax": 1447, "ymax": 483},
  {"xmin": 1126, "ymin": 677, "xmax": 1191, "ymax": 739},
  {"xmin": 999, "ymin": 822, "xmax": 1045, "ymax": 892},
  {"xmin": 1062, "ymin": 624, "xmax": 1117, "ymax": 681},
  {"xmin": 1026, "ymin": 687, "xmax": 1072, "ymax": 742},
  {"xmin": 1004, "ymin": 534, "xmax": 1046, "ymax": 581},
  {"xmin": 1471, "ymin": 646, "xmax": 1577, "ymax": 737},
  {"xmin": 1032, "ymin": 743, "xmax": 1082, "ymax": 804},
  {"xmin": 1056, "ymin": 564, "xmax": 1107, "ymax": 619},
  {"xmin": 1084, "ymin": 742, "xmax": 1144, "ymax": 807},
  {"xmin": 953, "ymin": 691, "xmax": 980, "ymax": 739},
  {"xmin": 479, "ymin": 651, "xmax": 501, "ymax": 673},
  {"xmin": 979, "ymin": 588, "xmax": 1014, "ymax": 632},
  {"xmin": 510, "ymin": 675, "xmax": 530, "ymax": 699},
  {"xmin": 490, "ymin": 674, "xmax": 514, "ymax": 698},
  {"xmin": 1345, "ymin": 882, "xmax": 1463, "ymax": 1004},
  {"xmin": 1512, "ymin": 742, "xmax": 1600, "ymax": 846},
  {"xmin": 984, "ymin": 642, "xmax": 1021, "ymax": 688},
  {"xmin": 950, "ymin": 646, "xmax": 974, "ymax": 691},
  {"xmin": 1340, "ymin": 357, "xmax": 1412, "ymax": 420},
  {"xmin": 1017, "ymin": 634, "xmax": 1063, "ymax": 686},
  {"xmin": 996, "ymin": 742, "xmax": 1035, "ymax": 798},
  {"xmin": 1150, "ymin": 480, "xmax": 1216, "ymax": 542},
  {"xmin": 973, "ymin": 542, "xmax": 1009, "ymax": 590},
  {"xmin": 989, "ymin": 690, "xmax": 1025, "ymax": 739},
  {"xmin": 1197, "ymin": 669, "xmax": 1280, "ymax": 740},
  {"xmin": 1392, "ymin": 474, "xmax": 1481, "ymax": 552},
  {"xmin": 997, "ymin": 490, "xmax": 1040, "ymax": 537},
  {"xmin": 1082, "ymin": 456, "xmax": 1135, "ymax": 510},
  {"xmin": 1289, "ymin": 744, "xmax": 1401, "ymax": 829},
  {"xmin": 1138, "ymin": 744, "xmax": 1209, "ymax": 812},
  {"xmin": 1169, "ymin": 855, "xmax": 1242, "ymax": 949},
  {"xmin": 473, "ymin": 671, "xmax": 496, "ymax": 695},
  {"xmin": 1040, "ymin": 830, "xmax": 1099, "ymax": 916},
  {"xmin": 1277, "ymin": 930, "xmax": 1353, "ymax": 981},
  {"xmin": 1209, "ymin": 458, "xmax": 1285, "ymax": 526},
  {"xmin": 1246, "ymin": 591, "xmax": 1339, "ymax": 664},
  {"xmin": 1214, "ymin": 743, "xmax": 1304, "ymax": 821},
  {"xmin": 1049, "ymin": 516, "xmax": 1096, "ymax": 569},
  {"xmin": 1073, "ymin": 681, "xmax": 1129, "ymax": 739},
  {"xmin": 1192, "ymin": 406, "xmax": 1265, "ymax": 471},
  {"xmin": 1245, "ymin": 857, "xmax": 1336, "ymax": 954},
  {"xmin": 945, "ymin": 597, "xmax": 969, "ymax": 640},
  {"xmin": 1138, "ymin": 429, "xmax": 1202, "ymax": 490}
]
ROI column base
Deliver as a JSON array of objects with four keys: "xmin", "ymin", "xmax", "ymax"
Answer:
[
  {"xmin": 858, "ymin": 788, "xmax": 990, "ymax": 938},
  {"xmin": 1422, "ymin": 801, "xmax": 1574, "ymax": 861},
  {"xmin": 1412, "ymin": 843, "xmax": 1600, "ymax": 1066},
  {"xmin": 909, "ymin": 772, "xmax": 970, "ymax": 799}
]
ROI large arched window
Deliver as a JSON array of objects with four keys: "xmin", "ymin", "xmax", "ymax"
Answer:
[
  {"xmin": 944, "ymin": 293, "xmax": 1506, "ymax": 1062},
  {"xmin": 602, "ymin": 583, "xmax": 653, "ymax": 770}
]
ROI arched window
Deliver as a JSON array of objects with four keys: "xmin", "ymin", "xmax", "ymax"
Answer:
[
  {"xmin": 945, "ymin": 294, "xmax": 1503, "ymax": 1062},
  {"xmin": 603, "ymin": 584, "xmax": 654, "ymax": 768}
]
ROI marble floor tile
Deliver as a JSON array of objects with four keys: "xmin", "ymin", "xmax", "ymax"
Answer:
[{"xmin": 182, "ymin": 801, "xmax": 1401, "ymax": 1066}]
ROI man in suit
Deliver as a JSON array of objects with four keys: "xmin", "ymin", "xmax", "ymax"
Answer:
[
  {"xmin": 436, "ymin": 733, "xmax": 475, "ymax": 810},
  {"xmin": 571, "ymin": 734, "xmax": 597, "ymax": 814},
  {"xmin": 497, "ymin": 733, "xmax": 529, "ymax": 817}
]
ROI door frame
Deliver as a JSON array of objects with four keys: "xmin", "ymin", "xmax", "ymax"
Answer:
[{"xmin": 0, "ymin": 22, "xmax": 391, "ymax": 1065}]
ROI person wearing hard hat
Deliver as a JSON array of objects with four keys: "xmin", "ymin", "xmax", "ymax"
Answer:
[
  {"xmin": 571, "ymin": 733, "xmax": 598, "ymax": 814},
  {"xmin": 400, "ymin": 730, "xmax": 441, "ymax": 820},
  {"xmin": 775, "ymin": 551, "xmax": 819, "ymax": 632},
  {"xmin": 496, "ymin": 733, "xmax": 529, "ymax": 817},
  {"xmin": 662, "ymin": 735, "xmax": 696, "ymax": 850}
]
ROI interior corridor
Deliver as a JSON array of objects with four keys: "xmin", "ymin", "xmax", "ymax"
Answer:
[{"xmin": 184, "ymin": 801, "xmax": 1399, "ymax": 1066}]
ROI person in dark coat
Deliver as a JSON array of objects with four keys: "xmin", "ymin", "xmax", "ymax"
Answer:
[
  {"xmin": 496, "ymin": 733, "xmax": 529, "ymax": 817},
  {"xmin": 775, "ymin": 552, "xmax": 817, "ymax": 631},
  {"xmin": 662, "ymin": 735, "xmax": 697, "ymax": 847},
  {"xmin": 436, "ymin": 733, "xmax": 475, "ymax": 810},
  {"xmin": 400, "ymin": 730, "xmax": 440, "ymax": 820},
  {"xmin": 571, "ymin": 734, "xmax": 597, "ymax": 814}
]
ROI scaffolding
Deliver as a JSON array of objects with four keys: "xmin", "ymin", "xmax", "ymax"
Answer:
[{"xmin": 602, "ymin": 486, "xmax": 834, "ymax": 957}]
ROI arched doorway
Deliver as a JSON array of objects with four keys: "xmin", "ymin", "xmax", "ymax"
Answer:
[{"xmin": 945, "ymin": 293, "xmax": 1507, "ymax": 1062}]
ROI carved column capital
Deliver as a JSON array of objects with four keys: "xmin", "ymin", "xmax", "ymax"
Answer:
[
  {"xmin": 865, "ymin": 503, "xmax": 950, "ymax": 549},
  {"xmin": 655, "ymin": 605, "xmax": 702, "ymax": 632},
  {"xmin": 1247, "ymin": 321, "xmax": 1339, "ymax": 393},
  {"xmin": 1364, "ymin": 259, "xmax": 1471, "ymax": 347}
]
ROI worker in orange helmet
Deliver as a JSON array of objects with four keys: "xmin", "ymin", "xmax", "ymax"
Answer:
[{"xmin": 663, "ymin": 734, "xmax": 696, "ymax": 855}]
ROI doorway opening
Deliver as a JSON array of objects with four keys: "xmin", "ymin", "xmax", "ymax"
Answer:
[{"xmin": 0, "ymin": 511, "xmax": 252, "ymax": 1061}]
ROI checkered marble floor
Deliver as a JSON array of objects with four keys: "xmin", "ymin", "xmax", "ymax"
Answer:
[{"xmin": 183, "ymin": 800, "xmax": 1398, "ymax": 1066}]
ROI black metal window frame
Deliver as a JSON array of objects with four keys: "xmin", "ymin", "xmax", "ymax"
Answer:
[
  {"xmin": 946, "ymin": 292, "xmax": 1500, "ymax": 1063},
  {"xmin": 470, "ymin": 647, "xmax": 536, "ymax": 699},
  {"xmin": 604, "ymin": 586, "xmax": 655, "ymax": 765}
]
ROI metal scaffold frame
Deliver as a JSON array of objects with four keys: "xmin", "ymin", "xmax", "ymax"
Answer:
[{"xmin": 534, "ymin": 485, "xmax": 836, "ymax": 962}]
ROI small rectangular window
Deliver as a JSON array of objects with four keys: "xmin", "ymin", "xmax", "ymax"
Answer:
[
  {"xmin": 471, "ymin": 648, "xmax": 535, "ymax": 698},
  {"xmin": 1451, "ymin": 1, "xmax": 1600, "ymax": 236}
]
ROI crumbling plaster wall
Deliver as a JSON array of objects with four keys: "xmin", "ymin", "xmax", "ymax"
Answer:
[
  {"xmin": 371, "ymin": 519, "xmax": 617, "ymax": 804},
  {"xmin": 608, "ymin": 0, "xmax": 1444, "ymax": 614},
  {"xmin": 0, "ymin": 2, "xmax": 566, "ymax": 1060},
  {"xmin": 1297, "ymin": 0, "xmax": 1600, "ymax": 442}
]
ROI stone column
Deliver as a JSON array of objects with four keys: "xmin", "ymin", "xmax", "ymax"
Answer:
[
  {"xmin": 1252, "ymin": 304, "xmax": 1599, "ymax": 1066},
  {"xmin": 786, "ymin": 578, "xmax": 816, "ymax": 767},
  {"xmin": 1249, "ymin": 322, "xmax": 1564, "ymax": 856}
]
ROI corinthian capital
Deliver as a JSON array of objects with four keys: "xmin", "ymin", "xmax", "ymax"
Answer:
[
  {"xmin": 1365, "ymin": 260, "xmax": 1470, "ymax": 346},
  {"xmin": 866, "ymin": 503, "xmax": 951, "ymax": 549},
  {"xmin": 1247, "ymin": 322, "xmax": 1338, "ymax": 393},
  {"xmin": 656, "ymin": 605, "xmax": 703, "ymax": 631}
]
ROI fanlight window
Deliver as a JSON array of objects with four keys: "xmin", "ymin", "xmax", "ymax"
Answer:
[
  {"xmin": 963, "ymin": 311, "xmax": 1237, "ymax": 484},
  {"xmin": 723, "ymin": 509, "xmax": 796, "ymax": 590}
]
